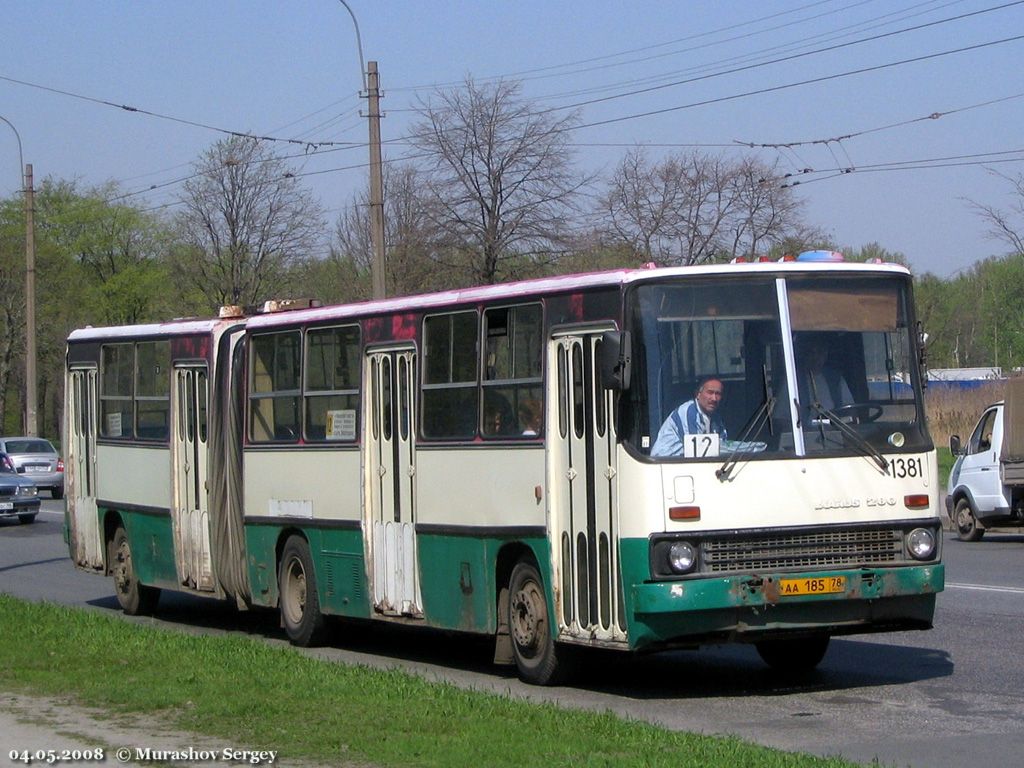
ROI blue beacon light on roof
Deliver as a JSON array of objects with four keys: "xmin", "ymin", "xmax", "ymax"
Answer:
[{"xmin": 797, "ymin": 250, "xmax": 845, "ymax": 262}]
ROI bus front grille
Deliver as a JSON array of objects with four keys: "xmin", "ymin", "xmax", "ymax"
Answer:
[{"xmin": 701, "ymin": 527, "xmax": 904, "ymax": 572}]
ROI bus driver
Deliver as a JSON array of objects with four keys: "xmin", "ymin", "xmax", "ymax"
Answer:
[{"xmin": 652, "ymin": 376, "xmax": 728, "ymax": 457}]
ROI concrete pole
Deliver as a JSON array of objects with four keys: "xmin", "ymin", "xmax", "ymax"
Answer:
[
  {"xmin": 24, "ymin": 163, "xmax": 37, "ymax": 436},
  {"xmin": 367, "ymin": 61, "xmax": 386, "ymax": 299}
]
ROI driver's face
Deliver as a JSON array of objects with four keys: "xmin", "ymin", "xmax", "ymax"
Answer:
[{"xmin": 697, "ymin": 380, "xmax": 723, "ymax": 413}]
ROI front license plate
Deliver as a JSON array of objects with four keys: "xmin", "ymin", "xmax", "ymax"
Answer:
[
  {"xmin": 0, "ymin": 502, "xmax": 12, "ymax": 511},
  {"xmin": 778, "ymin": 576, "xmax": 846, "ymax": 596}
]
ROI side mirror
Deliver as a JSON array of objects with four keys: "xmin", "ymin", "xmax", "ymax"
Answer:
[
  {"xmin": 949, "ymin": 435, "xmax": 962, "ymax": 456},
  {"xmin": 599, "ymin": 330, "xmax": 632, "ymax": 391}
]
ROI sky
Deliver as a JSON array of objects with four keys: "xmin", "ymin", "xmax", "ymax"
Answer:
[{"xmin": 2, "ymin": 0, "xmax": 1023, "ymax": 278}]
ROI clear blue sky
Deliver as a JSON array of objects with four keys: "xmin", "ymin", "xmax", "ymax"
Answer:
[{"xmin": 2, "ymin": 0, "xmax": 1023, "ymax": 277}]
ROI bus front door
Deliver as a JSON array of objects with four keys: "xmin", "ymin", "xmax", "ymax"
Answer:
[
  {"xmin": 550, "ymin": 333, "xmax": 626, "ymax": 644},
  {"xmin": 67, "ymin": 367, "xmax": 102, "ymax": 569},
  {"xmin": 365, "ymin": 348, "xmax": 422, "ymax": 617},
  {"xmin": 172, "ymin": 366, "xmax": 213, "ymax": 591}
]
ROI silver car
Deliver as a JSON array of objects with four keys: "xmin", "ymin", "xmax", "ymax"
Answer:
[
  {"xmin": 0, "ymin": 452, "xmax": 41, "ymax": 524},
  {"xmin": 0, "ymin": 437, "xmax": 64, "ymax": 499}
]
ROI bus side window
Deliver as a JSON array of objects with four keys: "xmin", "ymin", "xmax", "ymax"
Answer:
[
  {"xmin": 422, "ymin": 311, "xmax": 478, "ymax": 439},
  {"xmin": 249, "ymin": 331, "xmax": 301, "ymax": 443},
  {"xmin": 482, "ymin": 303, "xmax": 543, "ymax": 438},
  {"xmin": 304, "ymin": 324, "xmax": 360, "ymax": 442}
]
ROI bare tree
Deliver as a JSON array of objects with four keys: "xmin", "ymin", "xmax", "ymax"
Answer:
[
  {"xmin": 969, "ymin": 169, "xmax": 1024, "ymax": 255},
  {"xmin": 723, "ymin": 156, "xmax": 805, "ymax": 260},
  {"xmin": 602, "ymin": 149, "xmax": 805, "ymax": 265},
  {"xmin": 173, "ymin": 137, "xmax": 324, "ymax": 308},
  {"xmin": 333, "ymin": 163, "xmax": 443, "ymax": 297},
  {"xmin": 411, "ymin": 78, "xmax": 587, "ymax": 285}
]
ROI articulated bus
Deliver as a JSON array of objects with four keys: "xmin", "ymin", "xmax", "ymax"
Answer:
[{"xmin": 64, "ymin": 255, "xmax": 944, "ymax": 684}]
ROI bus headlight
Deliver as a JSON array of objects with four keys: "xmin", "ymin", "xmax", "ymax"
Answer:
[
  {"xmin": 667, "ymin": 541, "xmax": 697, "ymax": 574},
  {"xmin": 906, "ymin": 528, "xmax": 936, "ymax": 560}
]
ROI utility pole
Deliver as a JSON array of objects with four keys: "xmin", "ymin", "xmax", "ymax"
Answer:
[
  {"xmin": 366, "ymin": 60, "xmax": 386, "ymax": 299},
  {"xmin": 24, "ymin": 163, "xmax": 37, "ymax": 436}
]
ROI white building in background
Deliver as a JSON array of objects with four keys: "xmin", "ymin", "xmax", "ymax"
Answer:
[{"xmin": 928, "ymin": 367, "xmax": 1003, "ymax": 382}]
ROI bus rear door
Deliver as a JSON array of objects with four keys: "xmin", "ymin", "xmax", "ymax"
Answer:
[
  {"xmin": 172, "ymin": 366, "xmax": 214, "ymax": 591},
  {"xmin": 67, "ymin": 367, "xmax": 102, "ymax": 569}
]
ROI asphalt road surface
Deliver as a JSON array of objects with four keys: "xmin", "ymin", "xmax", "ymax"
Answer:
[{"xmin": 3, "ymin": 499, "xmax": 1023, "ymax": 768}]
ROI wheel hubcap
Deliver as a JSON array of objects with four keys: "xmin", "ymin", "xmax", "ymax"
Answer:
[
  {"xmin": 510, "ymin": 583, "xmax": 542, "ymax": 652},
  {"xmin": 285, "ymin": 560, "xmax": 306, "ymax": 623},
  {"xmin": 114, "ymin": 542, "xmax": 132, "ymax": 594},
  {"xmin": 957, "ymin": 508, "xmax": 973, "ymax": 531}
]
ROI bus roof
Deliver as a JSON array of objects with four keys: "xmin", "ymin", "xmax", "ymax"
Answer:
[
  {"xmin": 246, "ymin": 260, "xmax": 911, "ymax": 331},
  {"xmin": 67, "ymin": 317, "xmax": 238, "ymax": 343},
  {"xmin": 67, "ymin": 260, "xmax": 911, "ymax": 339}
]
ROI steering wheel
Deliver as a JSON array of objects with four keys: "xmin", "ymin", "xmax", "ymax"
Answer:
[{"xmin": 830, "ymin": 402, "xmax": 883, "ymax": 423}]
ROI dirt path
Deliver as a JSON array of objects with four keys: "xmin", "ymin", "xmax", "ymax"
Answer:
[{"xmin": 0, "ymin": 693, "xmax": 365, "ymax": 767}]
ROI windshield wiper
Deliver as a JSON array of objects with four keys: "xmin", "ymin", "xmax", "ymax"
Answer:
[
  {"xmin": 806, "ymin": 400, "xmax": 889, "ymax": 472},
  {"xmin": 717, "ymin": 368, "xmax": 775, "ymax": 482}
]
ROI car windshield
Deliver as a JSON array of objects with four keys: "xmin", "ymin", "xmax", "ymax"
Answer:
[
  {"xmin": 623, "ymin": 273, "xmax": 929, "ymax": 460},
  {"xmin": 4, "ymin": 439, "xmax": 54, "ymax": 454}
]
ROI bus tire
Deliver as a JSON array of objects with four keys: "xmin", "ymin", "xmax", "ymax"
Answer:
[
  {"xmin": 755, "ymin": 635, "xmax": 830, "ymax": 673},
  {"xmin": 508, "ymin": 560, "xmax": 563, "ymax": 685},
  {"xmin": 278, "ymin": 536, "xmax": 325, "ymax": 647},
  {"xmin": 954, "ymin": 498, "xmax": 985, "ymax": 542},
  {"xmin": 110, "ymin": 526, "xmax": 160, "ymax": 615}
]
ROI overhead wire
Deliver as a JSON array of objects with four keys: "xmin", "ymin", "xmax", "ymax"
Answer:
[
  {"xmin": 569, "ymin": 33, "xmax": 1024, "ymax": 132},
  {"xmin": 524, "ymin": 0, "xmax": 968, "ymax": 105},
  {"xmin": 0, "ymin": 72, "xmax": 363, "ymax": 149},
  {"xmin": 736, "ymin": 91, "xmax": 1024, "ymax": 149},
  {"xmin": 10, "ymin": 2, "xmax": 1020, "ymax": 213},
  {"xmin": 542, "ymin": 1, "xmax": 1024, "ymax": 113},
  {"xmin": 388, "ymin": 0, "xmax": 859, "ymax": 92}
]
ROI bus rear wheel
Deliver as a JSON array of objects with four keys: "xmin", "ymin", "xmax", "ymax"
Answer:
[
  {"xmin": 508, "ymin": 560, "xmax": 564, "ymax": 685},
  {"xmin": 278, "ymin": 536, "xmax": 325, "ymax": 647},
  {"xmin": 755, "ymin": 635, "xmax": 830, "ymax": 673},
  {"xmin": 110, "ymin": 526, "xmax": 160, "ymax": 615}
]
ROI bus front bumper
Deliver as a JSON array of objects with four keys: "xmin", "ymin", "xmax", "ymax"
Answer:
[{"xmin": 628, "ymin": 563, "xmax": 944, "ymax": 650}]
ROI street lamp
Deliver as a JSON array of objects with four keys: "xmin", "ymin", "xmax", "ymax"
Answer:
[
  {"xmin": 337, "ymin": 0, "xmax": 386, "ymax": 299},
  {"xmin": 0, "ymin": 114, "xmax": 37, "ymax": 437}
]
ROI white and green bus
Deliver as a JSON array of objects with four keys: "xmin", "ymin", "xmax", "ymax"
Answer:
[{"xmin": 65, "ymin": 255, "xmax": 944, "ymax": 684}]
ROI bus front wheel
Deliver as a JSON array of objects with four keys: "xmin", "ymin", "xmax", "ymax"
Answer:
[
  {"xmin": 755, "ymin": 635, "xmax": 830, "ymax": 673},
  {"xmin": 508, "ymin": 560, "xmax": 564, "ymax": 685},
  {"xmin": 110, "ymin": 526, "xmax": 160, "ymax": 615},
  {"xmin": 278, "ymin": 536, "xmax": 325, "ymax": 647}
]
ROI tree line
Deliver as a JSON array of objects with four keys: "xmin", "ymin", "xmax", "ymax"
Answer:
[{"xmin": 1, "ymin": 78, "xmax": 1020, "ymax": 438}]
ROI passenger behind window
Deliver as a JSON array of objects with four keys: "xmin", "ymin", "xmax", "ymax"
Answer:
[
  {"xmin": 483, "ymin": 390, "xmax": 516, "ymax": 436},
  {"xmin": 519, "ymin": 398, "xmax": 542, "ymax": 436},
  {"xmin": 795, "ymin": 334, "xmax": 853, "ymax": 415}
]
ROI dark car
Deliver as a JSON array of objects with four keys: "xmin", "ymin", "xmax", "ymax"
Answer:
[
  {"xmin": 0, "ymin": 451, "xmax": 41, "ymax": 524},
  {"xmin": 0, "ymin": 436, "xmax": 64, "ymax": 499}
]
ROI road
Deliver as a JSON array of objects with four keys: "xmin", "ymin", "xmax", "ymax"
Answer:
[{"xmin": 3, "ymin": 499, "xmax": 1024, "ymax": 768}]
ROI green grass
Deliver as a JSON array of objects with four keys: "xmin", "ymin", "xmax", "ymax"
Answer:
[
  {"xmin": 0, "ymin": 595, "xmax": 867, "ymax": 768},
  {"xmin": 937, "ymin": 447, "xmax": 954, "ymax": 487}
]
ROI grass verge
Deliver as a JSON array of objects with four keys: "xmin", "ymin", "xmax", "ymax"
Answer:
[
  {"xmin": 0, "ymin": 595, "xmax": 867, "ymax": 768},
  {"xmin": 937, "ymin": 446, "xmax": 954, "ymax": 488}
]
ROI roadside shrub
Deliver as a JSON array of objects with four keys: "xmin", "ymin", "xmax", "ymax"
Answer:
[{"xmin": 925, "ymin": 382, "xmax": 1004, "ymax": 447}]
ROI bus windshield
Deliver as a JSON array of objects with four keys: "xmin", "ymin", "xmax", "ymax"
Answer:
[{"xmin": 628, "ymin": 274, "xmax": 929, "ymax": 460}]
